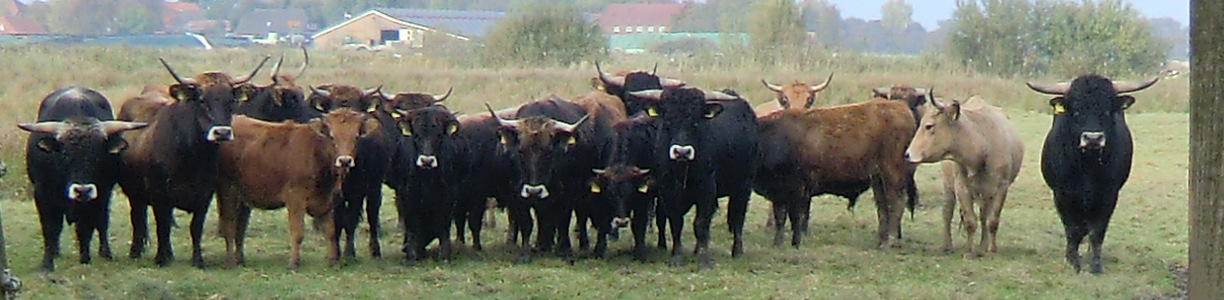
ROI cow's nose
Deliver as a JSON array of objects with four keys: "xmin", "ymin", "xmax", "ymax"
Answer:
[
  {"xmin": 207, "ymin": 126, "xmax": 234, "ymax": 142},
  {"xmin": 520, "ymin": 185, "xmax": 550, "ymax": 199},
  {"xmin": 611, "ymin": 217, "xmax": 630, "ymax": 228},
  {"xmin": 68, "ymin": 183, "xmax": 98, "ymax": 201},
  {"xmin": 416, "ymin": 155, "xmax": 438, "ymax": 169},
  {"xmin": 335, "ymin": 155, "xmax": 355, "ymax": 168},
  {"xmin": 669, "ymin": 145, "xmax": 695, "ymax": 161},
  {"xmin": 1080, "ymin": 132, "xmax": 1107, "ymax": 149}
]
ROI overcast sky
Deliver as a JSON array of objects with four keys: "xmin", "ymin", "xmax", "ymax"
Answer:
[{"xmin": 833, "ymin": 0, "xmax": 1190, "ymax": 30}]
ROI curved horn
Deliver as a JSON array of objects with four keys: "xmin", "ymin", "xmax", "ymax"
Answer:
[
  {"xmin": 704, "ymin": 90, "xmax": 739, "ymax": 101},
  {"xmin": 310, "ymin": 86, "xmax": 331, "ymax": 97},
  {"xmin": 810, "ymin": 73, "xmax": 834, "ymax": 92},
  {"xmin": 929, "ymin": 88, "xmax": 945, "ymax": 109},
  {"xmin": 433, "ymin": 87, "xmax": 453, "ymax": 103},
  {"xmin": 636, "ymin": 168, "xmax": 650, "ymax": 175},
  {"xmin": 914, "ymin": 88, "xmax": 929, "ymax": 96},
  {"xmin": 596, "ymin": 62, "xmax": 626, "ymax": 87},
  {"xmin": 296, "ymin": 46, "xmax": 309, "ymax": 80},
  {"xmin": 651, "ymin": 62, "xmax": 658, "ymax": 75},
  {"xmin": 233, "ymin": 55, "xmax": 272, "ymax": 84},
  {"xmin": 872, "ymin": 86, "xmax": 890, "ymax": 97},
  {"xmin": 1025, "ymin": 81, "xmax": 1071, "ymax": 95},
  {"xmin": 270, "ymin": 54, "xmax": 285, "ymax": 83},
  {"xmin": 17, "ymin": 121, "xmax": 67, "ymax": 135},
  {"xmin": 628, "ymin": 90, "xmax": 663, "ymax": 101},
  {"xmin": 659, "ymin": 77, "xmax": 685, "ymax": 88},
  {"xmin": 486, "ymin": 103, "xmax": 519, "ymax": 129},
  {"xmin": 592, "ymin": 168, "xmax": 606, "ymax": 175},
  {"xmin": 157, "ymin": 57, "xmax": 190, "ymax": 84},
  {"xmin": 363, "ymin": 86, "xmax": 383, "ymax": 97},
  {"xmin": 761, "ymin": 79, "xmax": 783, "ymax": 93},
  {"xmin": 554, "ymin": 114, "xmax": 590, "ymax": 133},
  {"xmin": 99, "ymin": 121, "xmax": 149, "ymax": 135},
  {"xmin": 1113, "ymin": 76, "xmax": 1160, "ymax": 94}
]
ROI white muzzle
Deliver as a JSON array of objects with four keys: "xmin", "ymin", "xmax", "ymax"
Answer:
[
  {"xmin": 520, "ymin": 184, "xmax": 550, "ymax": 199},
  {"xmin": 67, "ymin": 183, "xmax": 98, "ymax": 201},
  {"xmin": 206, "ymin": 126, "xmax": 234, "ymax": 142},
  {"xmin": 669, "ymin": 145, "xmax": 695, "ymax": 161},
  {"xmin": 335, "ymin": 155, "xmax": 355, "ymax": 168},
  {"xmin": 416, "ymin": 155, "xmax": 438, "ymax": 169}
]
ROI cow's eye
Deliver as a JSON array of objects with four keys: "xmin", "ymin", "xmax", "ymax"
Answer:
[{"xmin": 924, "ymin": 124, "xmax": 934, "ymax": 130}]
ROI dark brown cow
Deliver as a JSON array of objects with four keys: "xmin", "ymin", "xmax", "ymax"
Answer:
[
  {"xmin": 381, "ymin": 88, "xmax": 452, "ymax": 116},
  {"xmin": 756, "ymin": 74, "xmax": 834, "ymax": 116},
  {"xmin": 216, "ymin": 109, "xmax": 378, "ymax": 269},
  {"xmin": 235, "ymin": 48, "xmax": 313, "ymax": 123},
  {"xmin": 118, "ymin": 57, "xmax": 268, "ymax": 268},
  {"xmin": 754, "ymin": 99, "xmax": 916, "ymax": 249}
]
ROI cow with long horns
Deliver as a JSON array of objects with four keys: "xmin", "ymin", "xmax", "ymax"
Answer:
[
  {"xmin": 593, "ymin": 62, "xmax": 685, "ymax": 116},
  {"xmin": 391, "ymin": 105, "xmax": 467, "ymax": 264},
  {"xmin": 235, "ymin": 47, "xmax": 314, "ymax": 123},
  {"xmin": 118, "ymin": 56, "xmax": 269, "ymax": 267},
  {"xmin": 21, "ymin": 87, "xmax": 147, "ymax": 272},
  {"xmin": 1027, "ymin": 74, "xmax": 1156, "ymax": 274},
  {"xmin": 629, "ymin": 87, "xmax": 758, "ymax": 269},
  {"xmin": 756, "ymin": 74, "xmax": 834, "ymax": 116},
  {"xmin": 306, "ymin": 84, "xmax": 395, "ymax": 259}
]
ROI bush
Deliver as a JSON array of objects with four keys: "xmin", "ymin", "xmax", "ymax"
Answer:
[{"xmin": 480, "ymin": 4, "xmax": 606, "ymax": 67}]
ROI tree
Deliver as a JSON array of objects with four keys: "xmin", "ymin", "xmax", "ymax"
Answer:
[
  {"xmin": 746, "ymin": 0, "xmax": 806, "ymax": 65},
  {"xmin": 670, "ymin": 0, "xmax": 753, "ymax": 33},
  {"xmin": 1190, "ymin": 1, "xmax": 1224, "ymax": 298},
  {"xmin": 480, "ymin": 4, "xmax": 606, "ymax": 67},
  {"xmin": 42, "ymin": 0, "xmax": 165, "ymax": 35},
  {"xmin": 802, "ymin": 0, "xmax": 841, "ymax": 50},
  {"xmin": 880, "ymin": 0, "xmax": 912, "ymax": 32}
]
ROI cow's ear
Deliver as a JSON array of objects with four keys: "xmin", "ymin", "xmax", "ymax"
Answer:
[
  {"xmin": 234, "ymin": 84, "xmax": 254, "ymax": 102},
  {"xmin": 310, "ymin": 96, "xmax": 328, "ymax": 112},
  {"xmin": 946, "ymin": 101, "xmax": 961, "ymax": 121},
  {"xmin": 36, "ymin": 138, "xmax": 60, "ymax": 153},
  {"xmin": 1116, "ymin": 95, "xmax": 1136, "ymax": 110},
  {"xmin": 361, "ymin": 118, "xmax": 381, "ymax": 137},
  {"xmin": 1049, "ymin": 97, "xmax": 1067, "ymax": 115},
  {"xmin": 399, "ymin": 121, "xmax": 413, "ymax": 137},
  {"xmin": 447, "ymin": 121, "xmax": 460, "ymax": 135},
  {"xmin": 308, "ymin": 119, "xmax": 327, "ymax": 137},
  {"xmin": 703, "ymin": 103, "xmax": 724, "ymax": 119},
  {"xmin": 169, "ymin": 84, "xmax": 198, "ymax": 102},
  {"xmin": 107, "ymin": 138, "xmax": 129, "ymax": 154}
]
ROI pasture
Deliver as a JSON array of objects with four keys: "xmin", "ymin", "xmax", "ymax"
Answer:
[{"xmin": 0, "ymin": 46, "xmax": 1188, "ymax": 299}]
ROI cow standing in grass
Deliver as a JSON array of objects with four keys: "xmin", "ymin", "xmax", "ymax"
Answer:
[
  {"xmin": 118, "ymin": 57, "xmax": 268, "ymax": 268},
  {"xmin": 393, "ymin": 105, "xmax": 467, "ymax": 264},
  {"xmin": 1027, "ymin": 74, "xmax": 1156, "ymax": 274},
  {"xmin": 903, "ymin": 94, "xmax": 1023, "ymax": 256},
  {"xmin": 20, "ymin": 87, "xmax": 147, "ymax": 272},
  {"xmin": 451, "ymin": 105, "xmax": 521, "ymax": 251}
]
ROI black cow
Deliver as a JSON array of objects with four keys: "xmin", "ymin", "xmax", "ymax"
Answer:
[
  {"xmin": 451, "ymin": 106, "xmax": 521, "ymax": 251},
  {"xmin": 20, "ymin": 87, "xmax": 148, "ymax": 272},
  {"xmin": 392, "ymin": 105, "xmax": 467, "ymax": 264},
  {"xmin": 306, "ymin": 85, "xmax": 393, "ymax": 258},
  {"xmin": 594, "ymin": 63, "xmax": 684, "ymax": 116},
  {"xmin": 629, "ymin": 87, "xmax": 758, "ymax": 269},
  {"xmin": 235, "ymin": 48, "xmax": 314, "ymax": 123},
  {"xmin": 119, "ymin": 57, "xmax": 269, "ymax": 267},
  {"xmin": 586, "ymin": 115, "xmax": 662, "ymax": 262},
  {"xmin": 1027, "ymin": 74, "xmax": 1157, "ymax": 274}
]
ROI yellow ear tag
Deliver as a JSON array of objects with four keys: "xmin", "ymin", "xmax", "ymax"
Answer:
[
  {"xmin": 314, "ymin": 103, "xmax": 325, "ymax": 112},
  {"xmin": 1053, "ymin": 103, "xmax": 1066, "ymax": 115},
  {"xmin": 400, "ymin": 126, "xmax": 412, "ymax": 137},
  {"xmin": 366, "ymin": 103, "xmax": 378, "ymax": 113},
  {"xmin": 448, "ymin": 124, "xmax": 459, "ymax": 135},
  {"xmin": 499, "ymin": 135, "xmax": 508, "ymax": 145},
  {"xmin": 391, "ymin": 111, "xmax": 402, "ymax": 119},
  {"xmin": 703, "ymin": 110, "xmax": 717, "ymax": 118},
  {"xmin": 637, "ymin": 184, "xmax": 649, "ymax": 193},
  {"xmin": 647, "ymin": 107, "xmax": 659, "ymax": 117},
  {"xmin": 567, "ymin": 136, "xmax": 577, "ymax": 146},
  {"xmin": 590, "ymin": 182, "xmax": 602, "ymax": 194}
]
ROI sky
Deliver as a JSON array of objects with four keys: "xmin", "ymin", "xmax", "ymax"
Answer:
[{"xmin": 832, "ymin": 0, "xmax": 1190, "ymax": 30}]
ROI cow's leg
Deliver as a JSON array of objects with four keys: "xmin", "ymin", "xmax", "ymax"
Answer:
[
  {"xmin": 986, "ymin": 189, "xmax": 1009, "ymax": 254},
  {"xmin": 727, "ymin": 188, "xmax": 751, "ymax": 257},
  {"xmin": 128, "ymin": 198, "xmax": 149, "ymax": 259},
  {"xmin": 188, "ymin": 206, "xmax": 209, "ymax": 269},
  {"xmin": 151, "ymin": 204, "xmax": 175, "ymax": 266},
  {"xmin": 467, "ymin": 200, "xmax": 486, "ymax": 251},
  {"xmin": 667, "ymin": 207, "xmax": 686, "ymax": 267},
  {"xmin": 1089, "ymin": 208, "xmax": 1115, "ymax": 275},
  {"xmin": 36, "ymin": 203, "xmax": 63, "ymax": 272},
  {"xmin": 940, "ymin": 170, "xmax": 957, "ymax": 254},
  {"xmin": 771, "ymin": 200, "xmax": 788, "ymax": 247},
  {"xmin": 73, "ymin": 209, "xmax": 96, "ymax": 266},
  {"xmin": 655, "ymin": 199, "xmax": 668, "ymax": 250},
  {"xmin": 954, "ymin": 180, "xmax": 978, "ymax": 255},
  {"xmin": 511, "ymin": 205, "xmax": 534, "ymax": 264},
  {"xmin": 438, "ymin": 212, "xmax": 454, "ymax": 262},
  {"xmin": 631, "ymin": 205, "xmax": 649, "ymax": 262},
  {"xmin": 217, "ymin": 194, "xmax": 239, "ymax": 268},
  {"xmin": 790, "ymin": 197, "xmax": 812, "ymax": 248},
  {"xmin": 453, "ymin": 198, "xmax": 469, "ymax": 246},
  {"xmin": 694, "ymin": 196, "xmax": 716, "ymax": 270},
  {"xmin": 594, "ymin": 225, "xmax": 609, "ymax": 259},
  {"xmin": 94, "ymin": 197, "xmax": 113, "ymax": 261},
  {"xmin": 395, "ymin": 192, "xmax": 417, "ymax": 266},
  {"xmin": 575, "ymin": 209, "xmax": 591, "ymax": 252},
  {"xmin": 323, "ymin": 209, "xmax": 339, "ymax": 267},
  {"xmin": 366, "ymin": 187, "xmax": 383, "ymax": 258},
  {"xmin": 871, "ymin": 179, "xmax": 892, "ymax": 248},
  {"xmin": 287, "ymin": 202, "xmax": 306, "ymax": 270},
  {"xmin": 232, "ymin": 204, "xmax": 253, "ymax": 267},
  {"xmin": 554, "ymin": 205, "xmax": 575, "ymax": 263}
]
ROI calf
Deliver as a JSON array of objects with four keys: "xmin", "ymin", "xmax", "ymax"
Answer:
[
  {"xmin": 119, "ymin": 57, "xmax": 268, "ymax": 268},
  {"xmin": 904, "ymin": 94, "xmax": 1024, "ymax": 256},
  {"xmin": 392, "ymin": 106, "xmax": 466, "ymax": 264},
  {"xmin": 1027, "ymin": 74, "xmax": 1156, "ymax": 274},
  {"xmin": 216, "ymin": 109, "xmax": 377, "ymax": 269},
  {"xmin": 754, "ymin": 98, "xmax": 915, "ymax": 249},
  {"xmin": 20, "ymin": 87, "xmax": 147, "ymax": 272},
  {"xmin": 629, "ymin": 87, "xmax": 758, "ymax": 269}
]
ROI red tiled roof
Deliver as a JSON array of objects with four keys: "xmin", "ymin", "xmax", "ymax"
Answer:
[
  {"xmin": 596, "ymin": 3, "xmax": 685, "ymax": 33},
  {"xmin": 163, "ymin": 1, "xmax": 202, "ymax": 13},
  {"xmin": 2, "ymin": 0, "xmax": 21, "ymax": 16},
  {"xmin": 0, "ymin": 14, "xmax": 46, "ymax": 35}
]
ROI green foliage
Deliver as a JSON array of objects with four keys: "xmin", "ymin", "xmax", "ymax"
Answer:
[
  {"xmin": 747, "ymin": 0, "xmax": 808, "ymax": 65},
  {"xmin": 802, "ymin": 0, "xmax": 842, "ymax": 50},
  {"xmin": 880, "ymin": 0, "xmax": 913, "ymax": 32},
  {"xmin": 670, "ymin": 0, "xmax": 753, "ymax": 33},
  {"xmin": 480, "ymin": 4, "xmax": 606, "ymax": 67},
  {"xmin": 947, "ymin": 0, "xmax": 1169, "ymax": 77}
]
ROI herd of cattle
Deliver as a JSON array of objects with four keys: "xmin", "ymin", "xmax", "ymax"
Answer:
[{"xmin": 16, "ymin": 49, "xmax": 1159, "ymax": 275}]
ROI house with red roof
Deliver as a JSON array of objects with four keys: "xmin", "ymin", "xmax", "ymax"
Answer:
[
  {"xmin": 595, "ymin": 3, "xmax": 686, "ymax": 35},
  {"xmin": 162, "ymin": 1, "xmax": 208, "ymax": 33},
  {"xmin": 0, "ymin": 0, "xmax": 45, "ymax": 35}
]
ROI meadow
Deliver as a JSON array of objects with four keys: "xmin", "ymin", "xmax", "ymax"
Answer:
[{"xmin": 0, "ymin": 46, "xmax": 1190, "ymax": 299}]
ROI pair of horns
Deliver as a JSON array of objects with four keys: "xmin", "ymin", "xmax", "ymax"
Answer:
[
  {"xmin": 1026, "ymin": 77, "xmax": 1160, "ymax": 95},
  {"xmin": 271, "ymin": 47, "xmax": 309, "ymax": 84},
  {"xmin": 18, "ymin": 120, "xmax": 148, "ymax": 136},
  {"xmin": 595, "ymin": 62, "xmax": 685, "ymax": 89},
  {"xmin": 485, "ymin": 103, "xmax": 589, "ymax": 133},
  {"xmin": 592, "ymin": 168, "xmax": 650, "ymax": 175},
  {"xmin": 762, "ymin": 73, "xmax": 834, "ymax": 93},
  {"xmin": 310, "ymin": 86, "xmax": 383, "ymax": 98},
  {"xmin": 872, "ymin": 86, "xmax": 929, "ymax": 97},
  {"xmin": 159, "ymin": 56, "xmax": 271, "ymax": 85},
  {"xmin": 628, "ymin": 89, "xmax": 739, "ymax": 101}
]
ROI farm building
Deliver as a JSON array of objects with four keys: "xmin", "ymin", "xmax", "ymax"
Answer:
[
  {"xmin": 233, "ymin": 8, "xmax": 313, "ymax": 44},
  {"xmin": 594, "ymin": 3, "xmax": 685, "ymax": 35},
  {"xmin": 310, "ymin": 8, "xmax": 504, "ymax": 50}
]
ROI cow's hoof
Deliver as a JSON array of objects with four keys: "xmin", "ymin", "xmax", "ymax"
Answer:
[
  {"xmin": 514, "ymin": 255, "xmax": 531, "ymax": 265},
  {"xmin": 100, "ymin": 248, "xmax": 113, "ymax": 260},
  {"xmin": 39, "ymin": 262, "xmax": 54, "ymax": 273},
  {"xmin": 732, "ymin": 245, "xmax": 744, "ymax": 258},
  {"xmin": 1090, "ymin": 265, "xmax": 1103, "ymax": 275},
  {"xmin": 191, "ymin": 257, "xmax": 205, "ymax": 269},
  {"xmin": 668, "ymin": 256, "xmax": 684, "ymax": 267},
  {"xmin": 80, "ymin": 255, "xmax": 92, "ymax": 265},
  {"xmin": 129, "ymin": 246, "xmax": 144, "ymax": 259},
  {"xmin": 697, "ymin": 260, "xmax": 715, "ymax": 271},
  {"xmin": 154, "ymin": 254, "xmax": 172, "ymax": 267}
]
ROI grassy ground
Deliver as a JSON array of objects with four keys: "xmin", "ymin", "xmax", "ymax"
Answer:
[{"xmin": 0, "ymin": 46, "xmax": 1188, "ymax": 299}]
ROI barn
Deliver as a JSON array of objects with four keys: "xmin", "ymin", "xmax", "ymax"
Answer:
[{"xmin": 310, "ymin": 8, "xmax": 504, "ymax": 50}]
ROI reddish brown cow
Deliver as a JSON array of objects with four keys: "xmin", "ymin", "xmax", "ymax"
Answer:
[
  {"xmin": 756, "ymin": 74, "xmax": 834, "ymax": 117},
  {"xmin": 754, "ymin": 99, "xmax": 916, "ymax": 249},
  {"xmin": 215, "ymin": 109, "xmax": 379, "ymax": 269}
]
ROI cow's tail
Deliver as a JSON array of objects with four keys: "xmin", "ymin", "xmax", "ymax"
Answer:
[{"xmin": 906, "ymin": 176, "xmax": 919, "ymax": 220}]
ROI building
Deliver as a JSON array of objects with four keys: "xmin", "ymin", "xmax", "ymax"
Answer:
[
  {"xmin": 310, "ymin": 8, "xmax": 504, "ymax": 50},
  {"xmin": 0, "ymin": 0, "xmax": 44, "ymax": 35},
  {"xmin": 595, "ymin": 3, "xmax": 686, "ymax": 35},
  {"xmin": 161, "ymin": 1, "xmax": 207, "ymax": 33},
  {"xmin": 233, "ymin": 8, "xmax": 312, "ymax": 43}
]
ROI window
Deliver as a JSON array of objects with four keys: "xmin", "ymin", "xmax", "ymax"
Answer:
[
  {"xmin": 613, "ymin": 26, "xmax": 620, "ymax": 33},
  {"xmin": 647, "ymin": 26, "xmax": 655, "ymax": 33},
  {"xmin": 658, "ymin": 26, "xmax": 666, "ymax": 32},
  {"xmin": 636, "ymin": 26, "xmax": 644, "ymax": 32}
]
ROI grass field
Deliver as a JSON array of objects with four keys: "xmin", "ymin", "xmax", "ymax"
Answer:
[{"xmin": 0, "ymin": 46, "xmax": 1189, "ymax": 299}]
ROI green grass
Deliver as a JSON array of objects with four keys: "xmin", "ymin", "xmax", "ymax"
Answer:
[{"xmin": 0, "ymin": 46, "xmax": 1187, "ymax": 299}]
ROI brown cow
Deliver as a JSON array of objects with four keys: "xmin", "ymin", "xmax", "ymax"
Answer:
[
  {"xmin": 756, "ymin": 74, "xmax": 834, "ymax": 117},
  {"xmin": 754, "ymin": 99, "xmax": 916, "ymax": 249},
  {"xmin": 904, "ymin": 95, "xmax": 1023, "ymax": 256},
  {"xmin": 215, "ymin": 108, "xmax": 379, "ymax": 269}
]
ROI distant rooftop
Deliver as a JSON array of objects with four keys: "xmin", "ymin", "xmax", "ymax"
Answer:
[{"xmin": 375, "ymin": 8, "xmax": 505, "ymax": 39}]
